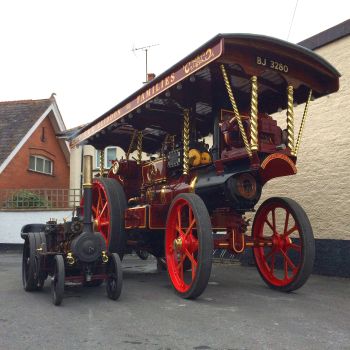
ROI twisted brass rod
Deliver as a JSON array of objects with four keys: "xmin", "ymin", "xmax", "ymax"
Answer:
[
  {"xmin": 220, "ymin": 64, "xmax": 252, "ymax": 157},
  {"xmin": 294, "ymin": 89, "xmax": 312, "ymax": 156},
  {"xmin": 250, "ymin": 76, "xmax": 259, "ymax": 152}
]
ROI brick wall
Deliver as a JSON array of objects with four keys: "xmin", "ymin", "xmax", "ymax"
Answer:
[
  {"xmin": 255, "ymin": 36, "xmax": 350, "ymax": 239},
  {"xmin": 0, "ymin": 111, "xmax": 69, "ymax": 189}
]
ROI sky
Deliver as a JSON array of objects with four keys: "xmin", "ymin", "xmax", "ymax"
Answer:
[{"xmin": 0, "ymin": 0, "xmax": 348, "ymax": 129}]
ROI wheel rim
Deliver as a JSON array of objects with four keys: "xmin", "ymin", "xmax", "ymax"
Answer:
[
  {"xmin": 166, "ymin": 198, "xmax": 199, "ymax": 293},
  {"xmin": 253, "ymin": 201, "xmax": 303, "ymax": 287},
  {"xmin": 53, "ymin": 262, "xmax": 58, "ymax": 298},
  {"xmin": 106, "ymin": 253, "xmax": 122, "ymax": 300},
  {"xmin": 22, "ymin": 243, "xmax": 30, "ymax": 286}
]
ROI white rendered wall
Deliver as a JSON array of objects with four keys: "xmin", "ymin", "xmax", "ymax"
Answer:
[{"xmin": 0, "ymin": 210, "xmax": 72, "ymax": 243}]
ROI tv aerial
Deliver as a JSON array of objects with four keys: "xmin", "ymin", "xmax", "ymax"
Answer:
[{"xmin": 132, "ymin": 43, "xmax": 159, "ymax": 83}]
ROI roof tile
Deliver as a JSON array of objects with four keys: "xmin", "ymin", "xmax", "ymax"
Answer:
[{"xmin": 0, "ymin": 99, "xmax": 52, "ymax": 166}]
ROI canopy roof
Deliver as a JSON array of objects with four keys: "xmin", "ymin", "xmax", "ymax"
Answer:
[{"xmin": 72, "ymin": 33, "xmax": 340, "ymax": 152}]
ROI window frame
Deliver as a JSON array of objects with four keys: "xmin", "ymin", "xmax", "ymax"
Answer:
[
  {"xmin": 95, "ymin": 147, "xmax": 117, "ymax": 169},
  {"xmin": 29, "ymin": 155, "xmax": 53, "ymax": 175}
]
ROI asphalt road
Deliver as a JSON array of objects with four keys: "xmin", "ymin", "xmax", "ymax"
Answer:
[{"xmin": 0, "ymin": 253, "xmax": 349, "ymax": 350}]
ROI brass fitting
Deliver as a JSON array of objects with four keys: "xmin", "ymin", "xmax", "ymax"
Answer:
[
  {"xmin": 101, "ymin": 251, "xmax": 109, "ymax": 263},
  {"xmin": 66, "ymin": 252, "xmax": 75, "ymax": 265},
  {"xmin": 83, "ymin": 155, "xmax": 93, "ymax": 188},
  {"xmin": 126, "ymin": 130, "xmax": 137, "ymax": 160},
  {"xmin": 183, "ymin": 109, "xmax": 190, "ymax": 175},
  {"xmin": 220, "ymin": 64, "xmax": 252, "ymax": 157},
  {"xmin": 137, "ymin": 131, "xmax": 143, "ymax": 165},
  {"xmin": 250, "ymin": 76, "xmax": 259, "ymax": 152},
  {"xmin": 173, "ymin": 238, "xmax": 183, "ymax": 252},
  {"xmin": 294, "ymin": 89, "xmax": 312, "ymax": 156},
  {"xmin": 286, "ymin": 85, "xmax": 295, "ymax": 155},
  {"xmin": 99, "ymin": 149, "xmax": 105, "ymax": 177}
]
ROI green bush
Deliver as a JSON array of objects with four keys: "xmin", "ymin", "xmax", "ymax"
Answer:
[{"xmin": 6, "ymin": 190, "xmax": 50, "ymax": 209}]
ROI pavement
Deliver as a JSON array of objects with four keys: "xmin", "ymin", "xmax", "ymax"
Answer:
[{"xmin": 0, "ymin": 253, "xmax": 349, "ymax": 350}]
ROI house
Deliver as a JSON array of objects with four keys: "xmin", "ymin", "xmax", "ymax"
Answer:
[{"xmin": 0, "ymin": 95, "xmax": 70, "ymax": 190}]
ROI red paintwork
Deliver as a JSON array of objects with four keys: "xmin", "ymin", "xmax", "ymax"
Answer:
[
  {"xmin": 108, "ymin": 159, "xmax": 142, "ymax": 199},
  {"xmin": 125, "ymin": 206, "xmax": 147, "ymax": 229},
  {"xmin": 259, "ymin": 153, "xmax": 297, "ymax": 185},
  {"xmin": 220, "ymin": 112, "xmax": 283, "ymax": 163},
  {"xmin": 91, "ymin": 179, "xmax": 111, "ymax": 247},
  {"xmin": 142, "ymin": 158, "xmax": 167, "ymax": 186},
  {"xmin": 252, "ymin": 200, "xmax": 302, "ymax": 287},
  {"xmin": 165, "ymin": 196, "xmax": 199, "ymax": 293}
]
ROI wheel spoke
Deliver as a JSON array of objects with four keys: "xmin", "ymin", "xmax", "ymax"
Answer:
[
  {"xmin": 176, "ymin": 225, "xmax": 185, "ymax": 237},
  {"xmin": 283, "ymin": 210, "xmax": 290, "ymax": 235},
  {"xmin": 185, "ymin": 218, "xmax": 196, "ymax": 236},
  {"xmin": 191, "ymin": 235, "xmax": 199, "ymax": 252},
  {"xmin": 177, "ymin": 254, "xmax": 186, "ymax": 280},
  {"xmin": 177, "ymin": 207, "xmax": 182, "ymax": 232},
  {"xmin": 280, "ymin": 249, "xmax": 297, "ymax": 271},
  {"xmin": 187, "ymin": 207, "xmax": 193, "ymax": 232},
  {"xmin": 92, "ymin": 206, "xmax": 97, "ymax": 215},
  {"xmin": 184, "ymin": 248, "xmax": 197, "ymax": 269},
  {"xmin": 99, "ymin": 202, "xmax": 108, "ymax": 217},
  {"xmin": 97, "ymin": 187, "xmax": 102, "ymax": 212},
  {"xmin": 265, "ymin": 219, "xmax": 275, "ymax": 233},
  {"xmin": 265, "ymin": 248, "xmax": 276, "ymax": 261},
  {"xmin": 99, "ymin": 220, "xmax": 109, "ymax": 227},
  {"xmin": 191, "ymin": 263, "xmax": 197, "ymax": 281},
  {"xmin": 284, "ymin": 225, "xmax": 298, "ymax": 237},
  {"xmin": 271, "ymin": 208, "xmax": 276, "ymax": 233},
  {"xmin": 289, "ymin": 243, "xmax": 302, "ymax": 252}
]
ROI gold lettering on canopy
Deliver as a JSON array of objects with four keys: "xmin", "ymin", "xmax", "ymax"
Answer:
[
  {"xmin": 183, "ymin": 48, "xmax": 215, "ymax": 74},
  {"xmin": 71, "ymin": 40, "xmax": 223, "ymax": 147}
]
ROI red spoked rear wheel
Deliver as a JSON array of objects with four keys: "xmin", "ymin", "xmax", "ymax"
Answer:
[
  {"xmin": 82, "ymin": 178, "xmax": 127, "ymax": 256},
  {"xmin": 252, "ymin": 197, "xmax": 315, "ymax": 292},
  {"xmin": 165, "ymin": 193, "xmax": 213, "ymax": 299},
  {"xmin": 91, "ymin": 179, "xmax": 110, "ymax": 243}
]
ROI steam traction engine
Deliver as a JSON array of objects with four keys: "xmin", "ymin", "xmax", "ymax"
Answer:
[
  {"xmin": 21, "ymin": 156, "xmax": 122, "ymax": 305},
  {"xmin": 71, "ymin": 34, "xmax": 339, "ymax": 299}
]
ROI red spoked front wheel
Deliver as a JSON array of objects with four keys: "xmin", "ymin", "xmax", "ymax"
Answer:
[
  {"xmin": 83, "ymin": 178, "xmax": 127, "ymax": 256},
  {"xmin": 252, "ymin": 197, "xmax": 315, "ymax": 292},
  {"xmin": 165, "ymin": 193, "xmax": 213, "ymax": 299}
]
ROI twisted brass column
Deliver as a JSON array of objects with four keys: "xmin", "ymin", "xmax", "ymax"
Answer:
[
  {"xmin": 99, "ymin": 149, "xmax": 105, "ymax": 177},
  {"xmin": 294, "ymin": 89, "xmax": 312, "ymax": 156},
  {"xmin": 220, "ymin": 64, "xmax": 252, "ymax": 157},
  {"xmin": 286, "ymin": 85, "xmax": 295, "ymax": 155},
  {"xmin": 137, "ymin": 131, "xmax": 143, "ymax": 165},
  {"xmin": 250, "ymin": 76, "xmax": 259, "ymax": 152},
  {"xmin": 126, "ymin": 130, "xmax": 137, "ymax": 160},
  {"xmin": 183, "ymin": 109, "xmax": 190, "ymax": 175}
]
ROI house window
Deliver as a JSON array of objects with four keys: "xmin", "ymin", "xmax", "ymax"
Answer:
[
  {"xmin": 29, "ymin": 155, "xmax": 53, "ymax": 175},
  {"xmin": 95, "ymin": 147, "xmax": 117, "ymax": 169}
]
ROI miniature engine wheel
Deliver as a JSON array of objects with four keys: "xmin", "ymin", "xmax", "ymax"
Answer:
[
  {"xmin": 34, "ymin": 232, "xmax": 47, "ymax": 290},
  {"xmin": 252, "ymin": 197, "xmax": 315, "ymax": 292},
  {"xmin": 106, "ymin": 253, "xmax": 123, "ymax": 300},
  {"xmin": 88, "ymin": 178, "xmax": 127, "ymax": 257},
  {"xmin": 22, "ymin": 232, "xmax": 47, "ymax": 291},
  {"xmin": 51, "ymin": 255, "xmax": 65, "ymax": 306},
  {"xmin": 22, "ymin": 233, "xmax": 37, "ymax": 291},
  {"xmin": 165, "ymin": 193, "xmax": 213, "ymax": 299}
]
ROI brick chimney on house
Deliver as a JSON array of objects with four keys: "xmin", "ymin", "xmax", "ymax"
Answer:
[{"xmin": 147, "ymin": 73, "xmax": 156, "ymax": 82}]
